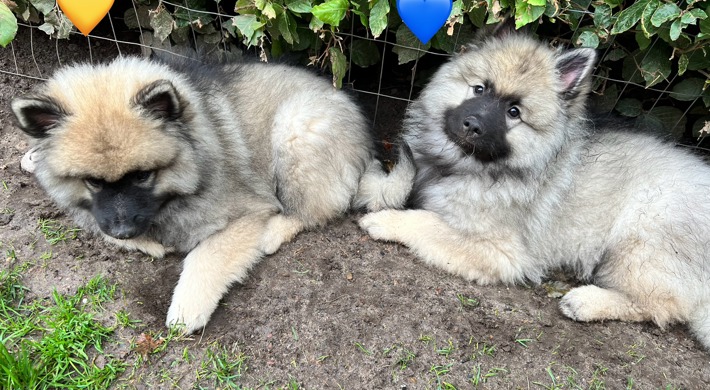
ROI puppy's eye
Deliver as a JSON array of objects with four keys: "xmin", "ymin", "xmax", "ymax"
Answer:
[
  {"xmin": 508, "ymin": 106, "xmax": 521, "ymax": 119},
  {"xmin": 132, "ymin": 171, "xmax": 154, "ymax": 185},
  {"xmin": 473, "ymin": 85, "xmax": 485, "ymax": 95},
  {"xmin": 84, "ymin": 177, "xmax": 104, "ymax": 191}
]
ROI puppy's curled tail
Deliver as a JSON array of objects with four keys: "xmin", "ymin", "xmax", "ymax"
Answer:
[{"xmin": 354, "ymin": 143, "xmax": 416, "ymax": 211}]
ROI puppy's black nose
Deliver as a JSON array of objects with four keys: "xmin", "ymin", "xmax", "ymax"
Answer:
[{"xmin": 462, "ymin": 116, "xmax": 483, "ymax": 136}]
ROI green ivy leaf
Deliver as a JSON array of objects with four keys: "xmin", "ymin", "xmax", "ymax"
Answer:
[
  {"xmin": 688, "ymin": 8, "xmax": 708, "ymax": 20},
  {"xmin": 467, "ymin": 4, "xmax": 487, "ymax": 28},
  {"xmin": 593, "ymin": 3, "xmax": 613, "ymax": 29},
  {"xmin": 309, "ymin": 15, "xmax": 324, "ymax": 30},
  {"xmin": 669, "ymin": 18, "xmax": 682, "ymax": 41},
  {"xmin": 576, "ymin": 30, "xmax": 599, "ymax": 48},
  {"xmin": 233, "ymin": 14, "xmax": 265, "ymax": 46},
  {"xmin": 681, "ymin": 12, "xmax": 697, "ymax": 26},
  {"xmin": 687, "ymin": 48, "xmax": 710, "ymax": 71},
  {"xmin": 526, "ymin": 0, "xmax": 545, "ymax": 6},
  {"xmin": 329, "ymin": 46, "xmax": 347, "ymax": 88},
  {"xmin": 262, "ymin": 2, "xmax": 277, "ymax": 19},
  {"xmin": 604, "ymin": 48, "xmax": 626, "ymax": 61},
  {"xmin": 350, "ymin": 39, "xmax": 380, "ymax": 68},
  {"xmin": 647, "ymin": 106, "xmax": 686, "ymax": 139},
  {"xmin": 678, "ymin": 53, "xmax": 689, "ymax": 75},
  {"xmin": 650, "ymin": 2, "xmax": 681, "ymax": 27},
  {"xmin": 275, "ymin": 5, "xmax": 299, "ymax": 44},
  {"xmin": 635, "ymin": 30, "xmax": 651, "ymax": 50},
  {"xmin": 286, "ymin": 0, "xmax": 313, "ymax": 13},
  {"xmin": 515, "ymin": 0, "xmax": 545, "ymax": 28},
  {"xmin": 603, "ymin": 0, "xmax": 623, "ymax": 8},
  {"xmin": 393, "ymin": 24, "xmax": 431, "ymax": 64},
  {"xmin": 368, "ymin": 0, "xmax": 389, "ymax": 38},
  {"xmin": 0, "ymin": 2, "xmax": 17, "ymax": 48},
  {"xmin": 611, "ymin": 0, "xmax": 651, "ymax": 35},
  {"xmin": 311, "ymin": 0, "xmax": 348, "ymax": 27},
  {"xmin": 615, "ymin": 98, "xmax": 643, "ymax": 117},
  {"xmin": 350, "ymin": 0, "xmax": 368, "ymax": 28},
  {"xmin": 640, "ymin": 0, "xmax": 660, "ymax": 38},
  {"xmin": 640, "ymin": 44, "xmax": 672, "ymax": 87},
  {"xmin": 670, "ymin": 78, "xmax": 705, "ymax": 101},
  {"xmin": 39, "ymin": 10, "xmax": 73, "ymax": 39},
  {"xmin": 29, "ymin": 0, "xmax": 55, "ymax": 15},
  {"xmin": 150, "ymin": 6, "xmax": 174, "ymax": 43}
]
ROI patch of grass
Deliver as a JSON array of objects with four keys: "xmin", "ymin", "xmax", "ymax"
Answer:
[
  {"xmin": 0, "ymin": 275, "xmax": 125, "ymax": 389},
  {"xmin": 589, "ymin": 364, "xmax": 607, "ymax": 389},
  {"xmin": 395, "ymin": 348, "xmax": 416, "ymax": 370},
  {"xmin": 1, "ymin": 208, "xmax": 15, "ymax": 214},
  {"xmin": 626, "ymin": 376, "xmax": 635, "ymax": 389},
  {"xmin": 0, "ymin": 263, "xmax": 30, "ymax": 302},
  {"xmin": 354, "ymin": 342, "xmax": 372, "ymax": 355},
  {"xmin": 470, "ymin": 365, "xmax": 508, "ymax": 386},
  {"xmin": 625, "ymin": 342, "xmax": 646, "ymax": 364},
  {"xmin": 37, "ymin": 219, "xmax": 81, "ymax": 245},
  {"xmin": 456, "ymin": 293, "xmax": 479, "ymax": 310},
  {"xmin": 430, "ymin": 363, "xmax": 457, "ymax": 389},
  {"xmin": 437, "ymin": 339, "xmax": 457, "ymax": 357},
  {"xmin": 532, "ymin": 365, "xmax": 564, "ymax": 390},
  {"xmin": 4, "ymin": 246, "xmax": 16, "ymax": 262},
  {"xmin": 471, "ymin": 341, "xmax": 496, "ymax": 358},
  {"xmin": 285, "ymin": 377, "xmax": 301, "ymax": 389},
  {"xmin": 196, "ymin": 342, "xmax": 248, "ymax": 389},
  {"xmin": 514, "ymin": 327, "xmax": 535, "ymax": 348},
  {"xmin": 115, "ymin": 310, "xmax": 141, "ymax": 329}
]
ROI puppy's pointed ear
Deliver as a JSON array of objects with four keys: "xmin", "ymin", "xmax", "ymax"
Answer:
[
  {"xmin": 134, "ymin": 80, "xmax": 183, "ymax": 121},
  {"xmin": 556, "ymin": 48, "xmax": 597, "ymax": 100},
  {"xmin": 11, "ymin": 96, "xmax": 67, "ymax": 139}
]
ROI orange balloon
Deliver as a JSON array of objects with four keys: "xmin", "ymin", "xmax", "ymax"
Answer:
[{"xmin": 57, "ymin": 0, "xmax": 114, "ymax": 36}]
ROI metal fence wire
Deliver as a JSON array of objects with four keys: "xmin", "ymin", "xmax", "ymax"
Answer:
[{"xmin": 1, "ymin": 1, "xmax": 708, "ymax": 150}]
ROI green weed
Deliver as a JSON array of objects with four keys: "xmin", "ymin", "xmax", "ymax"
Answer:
[
  {"xmin": 0, "ymin": 275, "xmax": 125, "ymax": 389},
  {"xmin": 196, "ymin": 342, "xmax": 248, "ymax": 388},
  {"xmin": 456, "ymin": 293, "xmax": 479, "ymax": 309},
  {"xmin": 37, "ymin": 219, "xmax": 81, "ymax": 245}
]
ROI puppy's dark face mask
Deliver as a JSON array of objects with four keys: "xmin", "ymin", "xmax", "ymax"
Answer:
[
  {"xmin": 443, "ymin": 84, "xmax": 520, "ymax": 163},
  {"xmin": 81, "ymin": 170, "xmax": 165, "ymax": 239}
]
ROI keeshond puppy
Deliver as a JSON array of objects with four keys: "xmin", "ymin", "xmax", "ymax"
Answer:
[
  {"xmin": 360, "ymin": 29, "xmax": 710, "ymax": 349},
  {"xmin": 12, "ymin": 56, "xmax": 412, "ymax": 333}
]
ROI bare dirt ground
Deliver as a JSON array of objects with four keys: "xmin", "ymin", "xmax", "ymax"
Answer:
[{"xmin": 2, "ymin": 27, "xmax": 709, "ymax": 389}]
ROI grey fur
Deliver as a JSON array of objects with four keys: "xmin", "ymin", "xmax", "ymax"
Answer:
[
  {"xmin": 11, "ymin": 56, "xmax": 410, "ymax": 333},
  {"xmin": 360, "ymin": 32, "xmax": 710, "ymax": 350}
]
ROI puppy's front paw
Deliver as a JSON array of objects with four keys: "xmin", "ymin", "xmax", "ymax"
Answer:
[
  {"xmin": 358, "ymin": 210, "xmax": 404, "ymax": 242},
  {"xmin": 165, "ymin": 285, "xmax": 219, "ymax": 334},
  {"xmin": 559, "ymin": 288, "xmax": 590, "ymax": 322}
]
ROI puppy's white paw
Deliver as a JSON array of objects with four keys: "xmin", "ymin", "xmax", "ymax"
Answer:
[
  {"xmin": 165, "ymin": 286, "xmax": 219, "ymax": 334},
  {"xmin": 358, "ymin": 210, "xmax": 403, "ymax": 242},
  {"xmin": 259, "ymin": 215, "xmax": 303, "ymax": 255},
  {"xmin": 559, "ymin": 285, "xmax": 643, "ymax": 322},
  {"xmin": 559, "ymin": 288, "xmax": 592, "ymax": 322}
]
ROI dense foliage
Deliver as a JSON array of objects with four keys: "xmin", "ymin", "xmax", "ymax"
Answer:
[{"xmin": 2, "ymin": 0, "xmax": 709, "ymax": 138}]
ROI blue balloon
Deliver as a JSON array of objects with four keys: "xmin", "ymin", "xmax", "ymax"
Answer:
[{"xmin": 397, "ymin": 0, "xmax": 453, "ymax": 45}]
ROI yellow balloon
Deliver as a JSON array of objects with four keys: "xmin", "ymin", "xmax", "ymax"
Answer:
[{"xmin": 57, "ymin": 0, "xmax": 114, "ymax": 36}]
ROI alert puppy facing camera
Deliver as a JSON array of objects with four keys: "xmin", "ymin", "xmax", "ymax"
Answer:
[
  {"xmin": 12, "ymin": 56, "xmax": 413, "ymax": 333},
  {"xmin": 360, "ymin": 29, "xmax": 710, "ymax": 349}
]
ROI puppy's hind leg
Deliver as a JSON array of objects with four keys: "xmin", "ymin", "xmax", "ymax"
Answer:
[{"xmin": 166, "ymin": 209, "xmax": 276, "ymax": 334}]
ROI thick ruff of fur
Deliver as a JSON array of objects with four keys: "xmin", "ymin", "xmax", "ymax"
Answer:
[
  {"xmin": 12, "ymin": 56, "xmax": 412, "ymax": 333},
  {"xmin": 360, "ymin": 32, "xmax": 710, "ymax": 350}
]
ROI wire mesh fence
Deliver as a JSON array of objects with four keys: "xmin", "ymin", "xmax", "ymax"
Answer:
[{"xmin": 1, "ymin": 1, "xmax": 708, "ymax": 150}]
